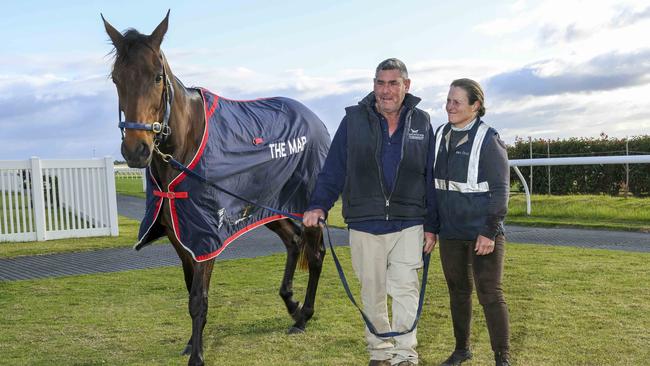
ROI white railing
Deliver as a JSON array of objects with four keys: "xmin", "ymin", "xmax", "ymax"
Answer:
[
  {"xmin": 509, "ymin": 155, "xmax": 650, "ymax": 215},
  {"xmin": 114, "ymin": 166, "xmax": 146, "ymax": 192},
  {"xmin": 0, "ymin": 157, "xmax": 119, "ymax": 242}
]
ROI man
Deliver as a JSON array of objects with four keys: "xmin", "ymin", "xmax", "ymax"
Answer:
[{"xmin": 303, "ymin": 58, "xmax": 436, "ymax": 366}]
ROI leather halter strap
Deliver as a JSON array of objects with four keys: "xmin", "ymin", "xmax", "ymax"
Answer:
[{"xmin": 117, "ymin": 53, "xmax": 174, "ymax": 143}]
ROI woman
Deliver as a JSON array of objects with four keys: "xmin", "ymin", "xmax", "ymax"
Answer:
[{"xmin": 430, "ymin": 78, "xmax": 511, "ymax": 366}]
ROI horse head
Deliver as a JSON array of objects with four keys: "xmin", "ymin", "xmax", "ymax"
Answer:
[{"xmin": 102, "ymin": 11, "xmax": 172, "ymax": 168}]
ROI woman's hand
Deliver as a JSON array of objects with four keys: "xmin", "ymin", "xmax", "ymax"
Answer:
[
  {"xmin": 474, "ymin": 234, "xmax": 495, "ymax": 255},
  {"xmin": 423, "ymin": 232, "xmax": 437, "ymax": 254}
]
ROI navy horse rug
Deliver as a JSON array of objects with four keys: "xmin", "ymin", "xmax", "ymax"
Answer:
[{"xmin": 135, "ymin": 88, "xmax": 330, "ymax": 261}]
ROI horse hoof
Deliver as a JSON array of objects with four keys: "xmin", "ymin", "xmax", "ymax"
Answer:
[
  {"xmin": 287, "ymin": 326, "xmax": 305, "ymax": 335},
  {"xmin": 181, "ymin": 344, "xmax": 192, "ymax": 356}
]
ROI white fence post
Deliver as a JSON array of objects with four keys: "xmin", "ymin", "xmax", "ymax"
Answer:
[
  {"xmin": 104, "ymin": 157, "xmax": 119, "ymax": 237},
  {"xmin": 30, "ymin": 157, "xmax": 46, "ymax": 241}
]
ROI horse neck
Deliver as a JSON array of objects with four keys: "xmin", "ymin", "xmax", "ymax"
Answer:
[{"xmin": 150, "ymin": 75, "xmax": 206, "ymax": 187}]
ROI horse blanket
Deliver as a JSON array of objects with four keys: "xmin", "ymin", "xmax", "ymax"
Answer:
[{"xmin": 135, "ymin": 88, "xmax": 330, "ymax": 261}]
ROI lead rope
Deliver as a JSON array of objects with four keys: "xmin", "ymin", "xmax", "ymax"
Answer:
[{"xmin": 157, "ymin": 151, "xmax": 430, "ymax": 338}]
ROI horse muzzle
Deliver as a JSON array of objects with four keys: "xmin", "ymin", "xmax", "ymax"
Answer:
[{"xmin": 121, "ymin": 140, "xmax": 152, "ymax": 168}]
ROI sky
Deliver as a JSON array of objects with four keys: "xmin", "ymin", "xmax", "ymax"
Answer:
[{"xmin": 1, "ymin": 0, "xmax": 649, "ymax": 160}]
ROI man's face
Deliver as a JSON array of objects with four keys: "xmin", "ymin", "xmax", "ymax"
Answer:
[{"xmin": 374, "ymin": 69, "xmax": 410, "ymax": 115}]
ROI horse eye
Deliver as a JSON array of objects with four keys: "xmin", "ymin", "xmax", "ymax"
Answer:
[{"xmin": 155, "ymin": 74, "xmax": 163, "ymax": 83}]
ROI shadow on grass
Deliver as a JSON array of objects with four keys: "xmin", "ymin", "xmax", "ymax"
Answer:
[{"xmin": 209, "ymin": 316, "xmax": 292, "ymax": 338}]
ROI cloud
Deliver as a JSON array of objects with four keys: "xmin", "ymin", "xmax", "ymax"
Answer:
[
  {"xmin": 474, "ymin": 0, "xmax": 650, "ymax": 55},
  {"xmin": 3, "ymin": 37, "xmax": 650, "ymax": 162},
  {"xmin": 538, "ymin": 4, "xmax": 650, "ymax": 44},
  {"xmin": 486, "ymin": 49, "xmax": 650, "ymax": 97}
]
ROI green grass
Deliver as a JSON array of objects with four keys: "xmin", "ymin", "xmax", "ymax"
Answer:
[
  {"xmin": 323, "ymin": 195, "xmax": 650, "ymax": 232},
  {"xmin": 115, "ymin": 176, "xmax": 146, "ymax": 199},
  {"xmin": 0, "ymin": 244, "xmax": 648, "ymax": 365},
  {"xmin": 0, "ymin": 216, "xmax": 141, "ymax": 258},
  {"xmin": 507, "ymin": 194, "xmax": 650, "ymax": 232},
  {"xmin": 114, "ymin": 172, "xmax": 650, "ymax": 232}
]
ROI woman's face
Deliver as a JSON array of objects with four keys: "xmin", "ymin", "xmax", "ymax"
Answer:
[{"xmin": 446, "ymin": 86, "xmax": 479, "ymax": 128}]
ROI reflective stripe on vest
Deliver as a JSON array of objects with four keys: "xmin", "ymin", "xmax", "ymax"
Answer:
[{"xmin": 433, "ymin": 122, "xmax": 490, "ymax": 193}]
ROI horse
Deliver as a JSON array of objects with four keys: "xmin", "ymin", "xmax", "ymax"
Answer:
[{"xmin": 102, "ymin": 11, "xmax": 329, "ymax": 366}]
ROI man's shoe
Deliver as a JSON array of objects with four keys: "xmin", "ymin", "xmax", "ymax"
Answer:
[
  {"xmin": 396, "ymin": 361, "xmax": 417, "ymax": 366},
  {"xmin": 495, "ymin": 351, "xmax": 511, "ymax": 366},
  {"xmin": 368, "ymin": 360, "xmax": 391, "ymax": 366},
  {"xmin": 440, "ymin": 349, "xmax": 473, "ymax": 366}
]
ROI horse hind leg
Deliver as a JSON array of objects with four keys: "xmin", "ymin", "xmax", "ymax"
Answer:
[{"xmin": 289, "ymin": 225, "xmax": 325, "ymax": 334}]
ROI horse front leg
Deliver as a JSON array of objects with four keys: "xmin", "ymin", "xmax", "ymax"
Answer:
[
  {"xmin": 170, "ymin": 238, "xmax": 197, "ymax": 356},
  {"xmin": 187, "ymin": 259, "xmax": 215, "ymax": 366},
  {"xmin": 265, "ymin": 220, "xmax": 303, "ymax": 330},
  {"xmin": 289, "ymin": 226, "xmax": 325, "ymax": 333}
]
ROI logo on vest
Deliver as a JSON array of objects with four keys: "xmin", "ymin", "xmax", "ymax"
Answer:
[{"xmin": 408, "ymin": 128, "xmax": 425, "ymax": 141}]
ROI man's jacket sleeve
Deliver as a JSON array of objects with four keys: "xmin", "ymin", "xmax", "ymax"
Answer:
[{"xmin": 307, "ymin": 116, "xmax": 348, "ymax": 217}]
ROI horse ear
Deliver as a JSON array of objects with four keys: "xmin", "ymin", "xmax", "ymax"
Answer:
[
  {"xmin": 101, "ymin": 14, "xmax": 124, "ymax": 49},
  {"xmin": 149, "ymin": 10, "xmax": 170, "ymax": 50}
]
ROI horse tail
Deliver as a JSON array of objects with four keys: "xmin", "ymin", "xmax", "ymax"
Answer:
[{"xmin": 298, "ymin": 226, "xmax": 323, "ymax": 271}]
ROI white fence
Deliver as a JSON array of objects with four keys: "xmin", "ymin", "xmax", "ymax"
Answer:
[
  {"xmin": 510, "ymin": 155, "xmax": 650, "ymax": 215},
  {"xmin": 114, "ymin": 166, "xmax": 146, "ymax": 191},
  {"xmin": 0, "ymin": 157, "xmax": 119, "ymax": 242}
]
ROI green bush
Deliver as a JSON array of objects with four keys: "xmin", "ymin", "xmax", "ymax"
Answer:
[{"xmin": 508, "ymin": 134, "xmax": 650, "ymax": 196}]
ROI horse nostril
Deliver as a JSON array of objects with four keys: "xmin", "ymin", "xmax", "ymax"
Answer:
[{"xmin": 139, "ymin": 142, "xmax": 151, "ymax": 159}]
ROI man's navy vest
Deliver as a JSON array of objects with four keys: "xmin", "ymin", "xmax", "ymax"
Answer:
[{"xmin": 342, "ymin": 92, "xmax": 430, "ymax": 222}]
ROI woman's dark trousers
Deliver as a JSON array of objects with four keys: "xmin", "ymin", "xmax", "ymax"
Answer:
[{"xmin": 439, "ymin": 235, "xmax": 510, "ymax": 354}]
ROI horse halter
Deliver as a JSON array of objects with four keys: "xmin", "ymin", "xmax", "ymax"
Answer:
[{"xmin": 117, "ymin": 54, "xmax": 174, "ymax": 145}]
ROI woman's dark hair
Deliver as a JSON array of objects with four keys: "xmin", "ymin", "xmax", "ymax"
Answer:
[{"xmin": 450, "ymin": 78, "xmax": 486, "ymax": 117}]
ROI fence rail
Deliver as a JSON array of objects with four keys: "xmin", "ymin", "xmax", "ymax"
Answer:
[
  {"xmin": 0, "ymin": 157, "xmax": 119, "ymax": 242},
  {"xmin": 510, "ymin": 155, "xmax": 650, "ymax": 215}
]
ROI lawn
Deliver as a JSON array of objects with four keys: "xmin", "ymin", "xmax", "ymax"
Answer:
[
  {"xmin": 115, "ymin": 176, "xmax": 145, "ymax": 199},
  {"xmin": 114, "ymin": 174, "xmax": 650, "ymax": 232},
  {"xmin": 507, "ymin": 194, "xmax": 650, "ymax": 232},
  {"xmin": 325, "ymin": 194, "xmax": 650, "ymax": 232},
  {"xmin": 1, "ymin": 244, "xmax": 648, "ymax": 365}
]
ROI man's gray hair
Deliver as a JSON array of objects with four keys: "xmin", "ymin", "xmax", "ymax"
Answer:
[{"xmin": 375, "ymin": 58, "xmax": 409, "ymax": 79}]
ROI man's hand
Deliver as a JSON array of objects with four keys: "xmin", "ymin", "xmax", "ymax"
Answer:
[
  {"xmin": 423, "ymin": 232, "xmax": 437, "ymax": 254},
  {"xmin": 303, "ymin": 209, "xmax": 326, "ymax": 227},
  {"xmin": 474, "ymin": 234, "xmax": 495, "ymax": 255}
]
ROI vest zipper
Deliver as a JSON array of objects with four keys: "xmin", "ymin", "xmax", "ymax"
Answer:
[
  {"xmin": 385, "ymin": 199, "xmax": 390, "ymax": 220},
  {"xmin": 384, "ymin": 110, "xmax": 412, "ymax": 220}
]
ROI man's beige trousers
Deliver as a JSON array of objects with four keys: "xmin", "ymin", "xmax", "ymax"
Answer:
[{"xmin": 349, "ymin": 225, "xmax": 424, "ymax": 364}]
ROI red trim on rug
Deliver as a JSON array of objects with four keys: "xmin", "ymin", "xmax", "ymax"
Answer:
[
  {"xmin": 217, "ymin": 95, "xmax": 273, "ymax": 103},
  {"xmin": 194, "ymin": 213, "xmax": 303, "ymax": 262},
  {"xmin": 205, "ymin": 92, "xmax": 219, "ymax": 119},
  {"xmin": 153, "ymin": 190, "xmax": 188, "ymax": 199},
  {"xmin": 168, "ymin": 89, "xmax": 212, "ymax": 192},
  {"xmin": 136, "ymin": 169, "xmax": 164, "ymax": 246},
  {"xmin": 169, "ymin": 200, "xmax": 182, "ymax": 242},
  {"xmin": 166, "ymin": 88, "xmax": 213, "ymax": 247}
]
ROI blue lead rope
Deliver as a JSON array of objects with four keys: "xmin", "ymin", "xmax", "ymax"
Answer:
[
  {"xmin": 324, "ymin": 222, "xmax": 431, "ymax": 338},
  {"xmin": 168, "ymin": 156, "xmax": 430, "ymax": 338}
]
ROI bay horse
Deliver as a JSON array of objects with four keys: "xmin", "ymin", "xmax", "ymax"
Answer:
[{"xmin": 102, "ymin": 11, "xmax": 328, "ymax": 366}]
